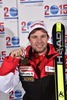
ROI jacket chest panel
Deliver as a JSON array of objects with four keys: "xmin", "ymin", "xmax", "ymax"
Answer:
[{"xmin": 19, "ymin": 64, "xmax": 54, "ymax": 81}]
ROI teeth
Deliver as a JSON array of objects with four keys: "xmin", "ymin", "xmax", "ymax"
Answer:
[{"xmin": 37, "ymin": 46, "xmax": 43, "ymax": 48}]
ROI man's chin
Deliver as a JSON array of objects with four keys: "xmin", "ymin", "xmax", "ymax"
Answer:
[{"xmin": 34, "ymin": 49, "xmax": 44, "ymax": 54}]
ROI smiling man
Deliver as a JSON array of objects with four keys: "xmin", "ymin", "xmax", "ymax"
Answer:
[{"xmin": 0, "ymin": 21, "xmax": 59, "ymax": 100}]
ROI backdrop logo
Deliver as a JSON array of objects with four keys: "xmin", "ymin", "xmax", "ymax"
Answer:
[
  {"xmin": 15, "ymin": 90, "xmax": 22, "ymax": 98},
  {"xmin": 27, "ymin": 21, "xmax": 32, "ymax": 29},
  {"xmin": 21, "ymin": 21, "xmax": 32, "ymax": 33},
  {"xmin": 0, "ymin": 51, "xmax": 6, "ymax": 62},
  {"xmin": 50, "ymin": 5, "xmax": 59, "ymax": 14},
  {"xmin": 9, "ymin": 90, "xmax": 22, "ymax": 100},
  {"xmin": 10, "ymin": 7, "xmax": 18, "ymax": 16},
  {"xmin": 4, "ymin": 7, "xmax": 18, "ymax": 19},
  {"xmin": 6, "ymin": 36, "xmax": 20, "ymax": 48},
  {"xmin": 12, "ymin": 37, "xmax": 19, "ymax": 45},
  {"xmin": 0, "ymin": 0, "xmax": 2, "ymax": 4},
  {"xmin": 44, "ymin": 4, "xmax": 67, "ymax": 17},
  {"xmin": 0, "ymin": 22, "xmax": 4, "ymax": 34}
]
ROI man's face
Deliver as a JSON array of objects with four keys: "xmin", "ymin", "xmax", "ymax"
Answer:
[{"xmin": 29, "ymin": 29, "xmax": 49, "ymax": 55}]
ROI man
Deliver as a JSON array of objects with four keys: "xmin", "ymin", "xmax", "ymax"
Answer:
[{"xmin": 0, "ymin": 21, "xmax": 59, "ymax": 100}]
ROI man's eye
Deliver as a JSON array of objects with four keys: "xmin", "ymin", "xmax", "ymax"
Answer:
[
  {"xmin": 41, "ymin": 35, "xmax": 47, "ymax": 38},
  {"xmin": 32, "ymin": 36, "xmax": 37, "ymax": 39}
]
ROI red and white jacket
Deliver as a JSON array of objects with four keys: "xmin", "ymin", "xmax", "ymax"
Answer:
[{"xmin": 0, "ymin": 43, "xmax": 67, "ymax": 93}]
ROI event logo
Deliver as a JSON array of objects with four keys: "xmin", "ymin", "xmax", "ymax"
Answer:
[
  {"xmin": 12, "ymin": 37, "xmax": 19, "ymax": 45},
  {"xmin": 0, "ymin": 22, "xmax": 4, "ymax": 34},
  {"xmin": 10, "ymin": 7, "xmax": 18, "ymax": 16},
  {"xmin": 6, "ymin": 36, "xmax": 20, "ymax": 48},
  {"xmin": 44, "ymin": 4, "xmax": 67, "ymax": 17},
  {"xmin": 15, "ymin": 90, "xmax": 22, "ymax": 97},
  {"xmin": 0, "ymin": 0, "xmax": 2, "ymax": 4},
  {"xmin": 50, "ymin": 5, "xmax": 59, "ymax": 14},
  {"xmin": 9, "ymin": 90, "xmax": 22, "ymax": 100},
  {"xmin": 4, "ymin": 7, "xmax": 18, "ymax": 19},
  {"xmin": 21, "ymin": 21, "xmax": 32, "ymax": 33},
  {"xmin": 0, "ymin": 51, "xmax": 6, "ymax": 62}
]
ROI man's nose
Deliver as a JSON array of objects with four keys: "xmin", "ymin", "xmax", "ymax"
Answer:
[{"xmin": 37, "ymin": 37, "xmax": 42, "ymax": 42}]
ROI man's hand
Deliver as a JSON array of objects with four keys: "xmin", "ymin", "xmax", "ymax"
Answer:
[{"xmin": 10, "ymin": 47, "xmax": 25, "ymax": 58}]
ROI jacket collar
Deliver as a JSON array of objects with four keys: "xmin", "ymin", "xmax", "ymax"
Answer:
[{"xmin": 25, "ymin": 43, "xmax": 59, "ymax": 59}]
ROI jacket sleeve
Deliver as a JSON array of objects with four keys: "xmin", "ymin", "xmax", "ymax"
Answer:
[
  {"xmin": 0, "ymin": 69, "xmax": 20, "ymax": 93},
  {"xmin": 0, "ymin": 56, "xmax": 20, "ymax": 75},
  {"xmin": 0, "ymin": 56, "xmax": 20, "ymax": 93}
]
